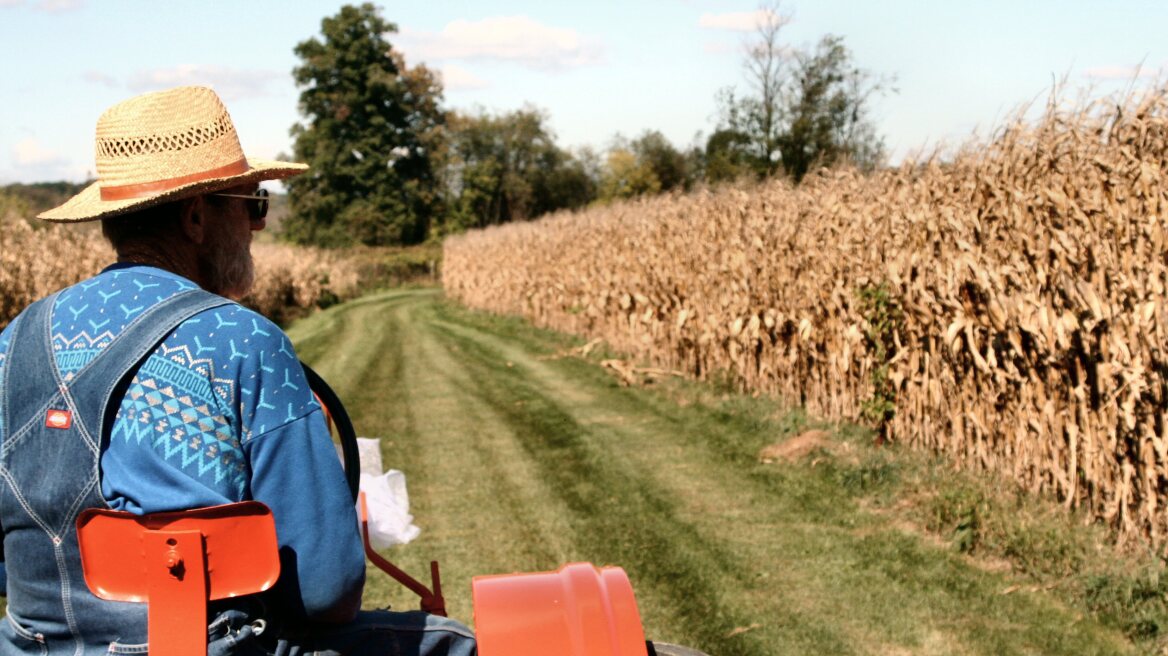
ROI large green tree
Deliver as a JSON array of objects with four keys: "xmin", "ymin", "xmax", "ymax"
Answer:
[
  {"xmin": 595, "ymin": 131, "xmax": 695, "ymax": 202},
  {"xmin": 778, "ymin": 35, "xmax": 887, "ymax": 181},
  {"xmin": 597, "ymin": 148, "xmax": 660, "ymax": 201},
  {"xmin": 703, "ymin": 127, "xmax": 754, "ymax": 183},
  {"xmin": 438, "ymin": 107, "xmax": 594, "ymax": 233},
  {"xmin": 284, "ymin": 3, "xmax": 445, "ymax": 247},
  {"xmin": 629, "ymin": 131, "xmax": 691, "ymax": 192}
]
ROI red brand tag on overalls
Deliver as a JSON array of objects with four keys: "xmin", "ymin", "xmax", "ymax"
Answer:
[{"xmin": 45, "ymin": 409, "xmax": 72, "ymax": 430}]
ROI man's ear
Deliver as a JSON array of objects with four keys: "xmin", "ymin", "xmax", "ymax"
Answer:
[{"xmin": 179, "ymin": 196, "xmax": 207, "ymax": 245}]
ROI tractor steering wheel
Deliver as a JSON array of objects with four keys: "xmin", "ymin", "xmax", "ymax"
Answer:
[{"xmin": 301, "ymin": 361, "xmax": 361, "ymax": 503}]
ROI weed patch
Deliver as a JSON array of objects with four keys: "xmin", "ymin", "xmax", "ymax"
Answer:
[
  {"xmin": 1085, "ymin": 568, "xmax": 1168, "ymax": 642},
  {"xmin": 856, "ymin": 281, "xmax": 902, "ymax": 440}
]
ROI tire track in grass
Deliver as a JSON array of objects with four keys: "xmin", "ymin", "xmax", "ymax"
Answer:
[
  {"xmin": 423, "ymin": 301, "xmax": 1134, "ymax": 656},
  {"xmin": 289, "ymin": 291, "xmax": 1136, "ymax": 655},
  {"xmin": 291, "ymin": 290, "xmax": 579, "ymax": 621},
  {"xmin": 379, "ymin": 294, "xmax": 577, "ymax": 579},
  {"xmin": 427, "ymin": 319, "xmax": 833, "ymax": 656},
  {"xmin": 428, "ymin": 312, "xmax": 916, "ymax": 654},
  {"xmin": 427, "ymin": 313, "xmax": 886, "ymax": 651}
]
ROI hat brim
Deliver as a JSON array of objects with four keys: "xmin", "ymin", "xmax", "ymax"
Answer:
[{"xmin": 37, "ymin": 157, "xmax": 309, "ymax": 223}]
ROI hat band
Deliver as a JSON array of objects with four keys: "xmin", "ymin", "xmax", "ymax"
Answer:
[{"xmin": 99, "ymin": 158, "xmax": 249, "ymax": 201}]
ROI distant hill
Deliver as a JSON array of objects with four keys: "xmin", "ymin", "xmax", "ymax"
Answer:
[{"xmin": 1, "ymin": 181, "xmax": 90, "ymax": 218}]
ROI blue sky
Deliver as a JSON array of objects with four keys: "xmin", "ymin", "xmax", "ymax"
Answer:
[{"xmin": 0, "ymin": 0, "xmax": 1164, "ymax": 184}]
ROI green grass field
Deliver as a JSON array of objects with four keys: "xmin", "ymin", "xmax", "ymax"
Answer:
[{"xmin": 288, "ymin": 288, "xmax": 1150, "ymax": 656}]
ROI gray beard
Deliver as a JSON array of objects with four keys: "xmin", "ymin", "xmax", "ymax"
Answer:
[{"xmin": 202, "ymin": 232, "xmax": 255, "ymax": 300}]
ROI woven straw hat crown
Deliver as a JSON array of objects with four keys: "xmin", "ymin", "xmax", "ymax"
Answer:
[{"xmin": 39, "ymin": 86, "xmax": 307, "ymax": 222}]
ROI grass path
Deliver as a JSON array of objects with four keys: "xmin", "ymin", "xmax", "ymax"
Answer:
[{"xmin": 288, "ymin": 289, "xmax": 1137, "ymax": 656}]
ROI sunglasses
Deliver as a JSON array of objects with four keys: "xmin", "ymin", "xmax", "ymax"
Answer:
[{"xmin": 211, "ymin": 188, "xmax": 270, "ymax": 222}]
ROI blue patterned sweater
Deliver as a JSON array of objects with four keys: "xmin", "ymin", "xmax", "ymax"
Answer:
[{"xmin": 0, "ymin": 264, "xmax": 364, "ymax": 622}]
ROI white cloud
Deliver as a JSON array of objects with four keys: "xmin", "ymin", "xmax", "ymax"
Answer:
[
  {"xmin": 35, "ymin": 0, "xmax": 82, "ymax": 11},
  {"xmin": 1082, "ymin": 65, "xmax": 1161, "ymax": 81},
  {"xmin": 439, "ymin": 64, "xmax": 489, "ymax": 91},
  {"xmin": 83, "ymin": 70, "xmax": 118, "ymax": 88},
  {"xmin": 698, "ymin": 9, "xmax": 779, "ymax": 32},
  {"xmin": 0, "ymin": 136, "xmax": 89, "ymax": 183},
  {"xmin": 126, "ymin": 65, "xmax": 279, "ymax": 101},
  {"xmin": 0, "ymin": 0, "xmax": 82, "ymax": 10},
  {"xmin": 398, "ymin": 16, "xmax": 603, "ymax": 72},
  {"xmin": 12, "ymin": 138, "xmax": 65, "ymax": 167},
  {"xmin": 8, "ymin": 137, "xmax": 85, "ymax": 181}
]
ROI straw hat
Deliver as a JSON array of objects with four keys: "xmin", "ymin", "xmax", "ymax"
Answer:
[{"xmin": 38, "ymin": 86, "xmax": 308, "ymax": 222}]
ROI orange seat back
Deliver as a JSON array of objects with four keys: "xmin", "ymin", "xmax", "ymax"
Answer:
[
  {"xmin": 76, "ymin": 501, "xmax": 280, "ymax": 656},
  {"xmin": 472, "ymin": 562, "xmax": 648, "ymax": 656}
]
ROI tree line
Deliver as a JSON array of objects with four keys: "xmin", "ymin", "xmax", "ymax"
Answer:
[{"xmin": 283, "ymin": 3, "xmax": 889, "ymax": 247}]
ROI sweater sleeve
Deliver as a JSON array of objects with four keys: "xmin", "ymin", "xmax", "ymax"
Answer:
[
  {"xmin": 245, "ymin": 409, "xmax": 365, "ymax": 622},
  {"xmin": 203, "ymin": 307, "xmax": 364, "ymax": 622}
]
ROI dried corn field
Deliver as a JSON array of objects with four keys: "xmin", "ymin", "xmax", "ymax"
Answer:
[
  {"xmin": 444, "ymin": 88, "xmax": 1168, "ymax": 550},
  {"xmin": 0, "ymin": 213, "xmax": 360, "ymax": 329},
  {"xmin": 246, "ymin": 242, "xmax": 360, "ymax": 323},
  {"xmin": 0, "ymin": 218, "xmax": 112, "ymax": 325}
]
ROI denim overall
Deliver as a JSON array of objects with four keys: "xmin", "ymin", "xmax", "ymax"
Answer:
[{"xmin": 0, "ymin": 289, "xmax": 228, "ymax": 656}]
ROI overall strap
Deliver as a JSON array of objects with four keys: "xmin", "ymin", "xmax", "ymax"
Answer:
[
  {"xmin": 1, "ymin": 293, "xmax": 59, "ymax": 451},
  {"xmin": 66, "ymin": 289, "xmax": 232, "ymax": 452},
  {"xmin": 1, "ymin": 289, "xmax": 231, "ymax": 456}
]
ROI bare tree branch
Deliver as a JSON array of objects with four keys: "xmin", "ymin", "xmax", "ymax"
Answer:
[{"xmin": 742, "ymin": 2, "xmax": 791, "ymax": 169}]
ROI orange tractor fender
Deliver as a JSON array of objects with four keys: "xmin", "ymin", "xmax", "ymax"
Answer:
[{"xmin": 473, "ymin": 562, "xmax": 649, "ymax": 656}]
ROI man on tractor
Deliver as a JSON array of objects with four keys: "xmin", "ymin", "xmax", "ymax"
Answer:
[{"xmin": 0, "ymin": 86, "xmax": 476, "ymax": 656}]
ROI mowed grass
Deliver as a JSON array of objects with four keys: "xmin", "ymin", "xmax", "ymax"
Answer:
[{"xmin": 287, "ymin": 288, "xmax": 1142, "ymax": 656}]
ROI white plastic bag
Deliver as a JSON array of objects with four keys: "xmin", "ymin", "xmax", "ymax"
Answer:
[
  {"xmin": 338, "ymin": 437, "xmax": 421, "ymax": 548},
  {"xmin": 360, "ymin": 469, "xmax": 421, "ymax": 548}
]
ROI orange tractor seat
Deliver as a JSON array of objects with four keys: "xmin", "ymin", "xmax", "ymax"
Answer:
[{"xmin": 76, "ymin": 501, "xmax": 280, "ymax": 656}]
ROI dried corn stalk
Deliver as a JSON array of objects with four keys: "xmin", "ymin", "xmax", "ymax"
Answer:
[{"xmin": 444, "ymin": 86, "xmax": 1168, "ymax": 550}]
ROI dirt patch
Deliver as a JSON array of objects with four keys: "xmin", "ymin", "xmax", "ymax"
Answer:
[{"xmin": 757, "ymin": 429, "xmax": 833, "ymax": 464}]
